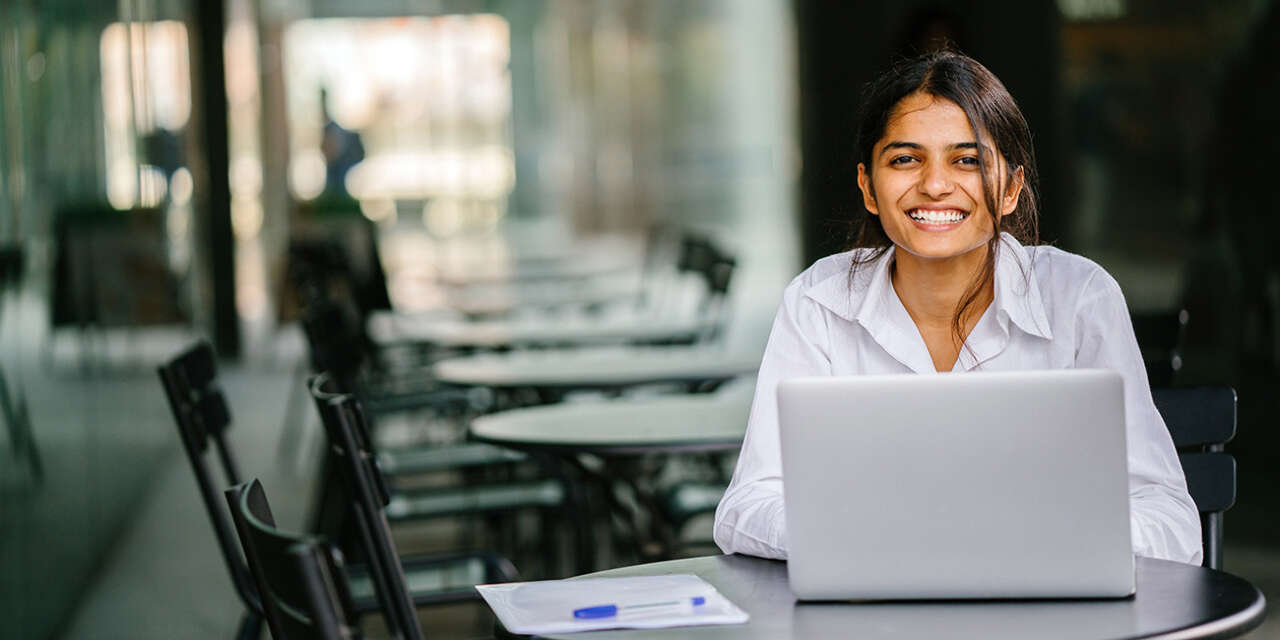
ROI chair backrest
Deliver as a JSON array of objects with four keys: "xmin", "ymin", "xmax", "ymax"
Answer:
[
  {"xmin": 0, "ymin": 242, "xmax": 22, "ymax": 289},
  {"xmin": 1151, "ymin": 386, "xmax": 1237, "ymax": 570},
  {"xmin": 684, "ymin": 236, "xmax": 736, "ymax": 343},
  {"xmin": 700, "ymin": 250, "xmax": 737, "ymax": 342},
  {"xmin": 156, "ymin": 341, "xmax": 261, "ymax": 613},
  {"xmin": 289, "ymin": 239, "xmax": 386, "ymax": 394},
  {"xmin": 298, "ymin": 293, "xmax": 368, "ymax": 392},
  {"xmin": 226, "ymin": 480, "xmax": 361, "ymax": 640},
  {"xmin": 1132, "ymin": 309, "xmax": 1189, "ymax": 387},
  {"xmin": 309, "ymin": 373, "xmax": 425, "ymax": 640}
]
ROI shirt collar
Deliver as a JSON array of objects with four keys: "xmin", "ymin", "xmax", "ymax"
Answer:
[
  {"xmin": 803, "ymin": 232, "xmax": 1052, "ymax": 341},
  {"xmin": 992, "ymin": 232, "xmax": 1053, "ymax": 341}
]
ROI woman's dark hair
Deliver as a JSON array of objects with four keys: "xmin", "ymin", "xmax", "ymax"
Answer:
[{"xmin": 849, "ymin": 49, "xmax": 1040, "ymax": 347}]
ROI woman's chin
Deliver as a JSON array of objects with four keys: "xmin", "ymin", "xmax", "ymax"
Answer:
[{"xmin": 893, "ymin": 235, "xmax": 994, "ymax": 262}]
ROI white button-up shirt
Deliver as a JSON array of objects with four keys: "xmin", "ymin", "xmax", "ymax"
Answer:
[{"xmin": 714, "ymin": 233, "xmax": 1203, "ymax": 564}]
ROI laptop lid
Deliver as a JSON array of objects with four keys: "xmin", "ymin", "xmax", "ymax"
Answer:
[{"xmin": 778, "ymin": 369, "xmax": 1134, "ymax": 600}]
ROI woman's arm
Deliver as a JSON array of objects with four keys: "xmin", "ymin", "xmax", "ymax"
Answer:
[
  {"xmin": 1075, "ymin": 269, "xmax": 1204, "ymax": 564},
  {"xmin": 714, "ymin": 276, "xmax": 833, "ymax": 559}
]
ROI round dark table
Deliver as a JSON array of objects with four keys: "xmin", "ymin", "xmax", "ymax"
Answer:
[
  {"xmin": 468, "ymin": 390, "xmax": 751, "ymax": 456},
  {"xmin": 469, "ymin": 391, "xmax": 752, "ymax": 571},
  {"xmin": 530, "ymin": 554, "xmax": 1266, "ymax": 639}
]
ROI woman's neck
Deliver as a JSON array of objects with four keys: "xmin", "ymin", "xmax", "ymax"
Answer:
[{"xmin": 890, "ymin": 244, "xmax": 994, "ymax": 335}]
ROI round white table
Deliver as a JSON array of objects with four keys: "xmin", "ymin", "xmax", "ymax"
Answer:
[
  {"xmin": 371, "ymin": 314, "xmax": 717, "ymax": 350},
  {"xmin": 434, "ymin": 347, "xmax": 759, "ymax": 394},
  {"xmin": 434, "ymin": 240, "xmax": 641, "ymax": 287},
  {"xmin": 443, "ymin": 281, "xmax": 640, "ymax": 318},
  {"xmin": 525, "ymin": 554, "xmax": 1267, "ymax": 639}
]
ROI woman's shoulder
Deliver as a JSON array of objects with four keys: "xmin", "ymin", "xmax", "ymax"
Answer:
[
  {"xmin": 776, "ymin": 248, "xmax": 889, "ymax": 320},
  {"xmin": 784, "ymin": 247, "xmax": 888, "ymax": 302},
  {"xmin": 791, "ymin": 248, "xmax": 884, "ymax": 287},
  {"xmin": 1018, "ymin": 241, "xmax": 1124, "ymax": 303}
]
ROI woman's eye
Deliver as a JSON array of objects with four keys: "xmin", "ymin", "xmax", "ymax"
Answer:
[
  {"xmin": 889, "ymin": 155, "xmax": 917, "ymax": 166},
  {"xmin": 956, "ymin": 156, "xmax": 979, "ymax": 167}
]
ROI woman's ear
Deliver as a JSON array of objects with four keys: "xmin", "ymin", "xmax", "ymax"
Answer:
[
  {"xmin": 857, "ymin": 163, "xmax": 879, "ymax": 216},
  {"xmin": 1001, "ymin": 166, "xmax": 1025, "ymax": 216}
]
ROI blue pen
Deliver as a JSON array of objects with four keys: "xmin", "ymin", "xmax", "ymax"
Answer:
[{"xmin": 574, "ymin": 596, "xmax": 707, "ymax": 619}]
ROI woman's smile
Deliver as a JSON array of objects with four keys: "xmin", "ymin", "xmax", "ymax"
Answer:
[{"xmin": 905, "ymin": 206, "xmax": 970, "ymax": 229}]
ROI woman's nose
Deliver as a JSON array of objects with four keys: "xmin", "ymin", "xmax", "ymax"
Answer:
[{"xmin": 917, "ymin": 161, "xmax": 955, "ymax": 199}]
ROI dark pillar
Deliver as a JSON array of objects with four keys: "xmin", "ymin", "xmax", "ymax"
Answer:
[
  {"xmin": 794, "ymin": 2, "xmax": 892, "ymax": 266},
  {"xmin": 193, "ymin": 0, "xmax": 239, "ymax": 357}
]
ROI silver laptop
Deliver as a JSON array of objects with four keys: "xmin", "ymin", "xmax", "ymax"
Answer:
[{"xmin": 778, "ymin": 369, "xmax": 1134, "ymax": 600}]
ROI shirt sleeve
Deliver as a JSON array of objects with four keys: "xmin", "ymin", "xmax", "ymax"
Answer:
[
  {"xmin": 1075, "ymin": 270, "xmax": 1204, "ymax": 564},
  {"xmin": 714, "ymin": 276, "xmax": 833, "ymax": 559}
]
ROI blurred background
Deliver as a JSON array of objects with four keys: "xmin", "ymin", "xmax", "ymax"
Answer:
[{"xmin": 0, "ymin": 0, "xmax": 1276, "ymax": 638}]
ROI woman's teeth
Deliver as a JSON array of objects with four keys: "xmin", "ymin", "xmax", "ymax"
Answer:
[{"xmin": 908, "ymin": 209, "xmax": 966, "ymax": 224}]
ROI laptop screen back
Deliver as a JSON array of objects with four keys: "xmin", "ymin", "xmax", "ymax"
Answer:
[{"xmin": 778, "ymin": 369, "xmax": 1134, "ymax": 600}]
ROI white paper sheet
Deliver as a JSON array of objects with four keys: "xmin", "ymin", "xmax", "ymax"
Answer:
[{"xmin": 477, "ymin": 574, "xmax": 750, "ymax": 635}]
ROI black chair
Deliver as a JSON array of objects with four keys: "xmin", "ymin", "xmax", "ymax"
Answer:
[
  {"xmin": 158, "ymin": 342, "xmax": 519, "ymax": 640},
  {"xmin": 1132, "ymin": 309, "xmax": 1189, "ymax": 387},
  {"xmin": 285, "ymin": 255, "xmax": 527, "ymax": 478},
  {"xmin": 659, "ymin": 233, "xmax": 737, "ymax": 345},
  {"xmin": 293, "ymin": 280, "xmax": 572, "ymax": 574},
  {"xmin": 288, "ymin": 235, "xmax": 459, "ymax": 372},
  {"xmin": 307, "ymin": 373, "xmax": 573, "ymax": 576},
  {"xmin": 1152, "ymin": 386, "xmax": 1237, "ymax": 570},
  {"xmin": 288, "ymin": 244, "xmax": 508, "ymax": 444},
  {"xmin": 226, "ymin": 480, "xmax": 363, "ymax": 640},
  {"xmin": 158, "ymin": 342, "xmax": 265, "ymax": 640}
]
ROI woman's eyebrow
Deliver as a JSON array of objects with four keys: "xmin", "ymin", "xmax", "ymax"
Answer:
[
  {"xmin": 879, "ymin": 141, "xmax": 921, "ymax": 156},
  {"xmin": 880, "ymin": 141, "xmax": 921, "ymax": 157},
  {"xmin": 879, "ymin": 141, "xmax": 986, "ymax": 156}
]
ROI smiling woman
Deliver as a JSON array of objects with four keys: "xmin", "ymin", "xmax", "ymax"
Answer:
[
  {"xmin": 713, "ymin": 49, "xmax": 1204, "ymax": 568},
  {"xmin": 851, "ymin": 51, "xmax": 1038, "ymax": 369}
]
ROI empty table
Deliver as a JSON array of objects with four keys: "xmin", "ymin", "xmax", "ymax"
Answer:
[
  {"xmin": 433, "ymin": 235, "xmax": 643, "ymax": 287},
  {"xmin": 370, "ymin": 313, "xmax": 719, "ymax": 350},
  {"xmin": 470, "ymin": 389, "xmax": 752, "ymax": 570},
  {"xmin": 434, "ymin": 347, "xmax": 759, "ymax": 396},
  {"xmin": 469, "ymin": 389, "xmax": 751, "ymax": 456}
]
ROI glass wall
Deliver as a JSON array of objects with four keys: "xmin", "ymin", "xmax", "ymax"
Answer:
[{"xmin": 0, "ymin": 1, "xmax": 205, "ymax": 638}]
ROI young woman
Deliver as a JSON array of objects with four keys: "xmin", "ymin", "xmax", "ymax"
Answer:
[{"xmin": 713, "ymin": 50, "xmax": 1202, "ymax": 564}]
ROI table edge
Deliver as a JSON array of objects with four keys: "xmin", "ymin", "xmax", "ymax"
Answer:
[
  {"xmin": 564, "ymin": 555, "xmax": 1268, "ymax": 640},
  {"xmin": 470, "ymin": 432, "xmax": 744, "ymax": 455},
  {"xmin": 1155, "ymin": 588, "xmax": 1266, "ymax": 640}
]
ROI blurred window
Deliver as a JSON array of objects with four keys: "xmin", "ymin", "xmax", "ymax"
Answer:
[
  {"xmin": 100, "ymin": 21, "xmax": 191, "ymax": 210},
  {"xmin": 282, "ymin": 15, "xmax": 514, "ymax": 235}
]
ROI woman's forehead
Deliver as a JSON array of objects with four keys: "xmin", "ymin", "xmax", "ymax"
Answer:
[{"xmin": 881, "ymin": 92, "xmax": 989, "ymax": 147}]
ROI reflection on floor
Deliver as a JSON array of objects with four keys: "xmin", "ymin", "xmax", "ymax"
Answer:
[{"xmin": 58, "ymin": 351, "xmax": 505, "ymax": 639}]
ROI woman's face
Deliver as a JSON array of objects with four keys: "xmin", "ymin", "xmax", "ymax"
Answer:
[{"xmin": 857, "ymin": 92, "xmax": 1021, "ymax": 264}]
